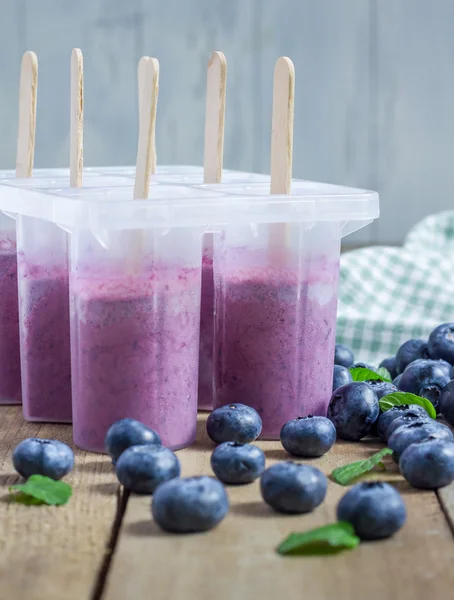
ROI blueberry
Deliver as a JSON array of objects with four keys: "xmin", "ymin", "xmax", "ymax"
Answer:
[
  {"xmin": 105, "ymin": 418, "xmax": 162, "ymax": 464},
  {"xmin": 328, "ymin": 382, "xmax": 379, "ymax": 441},
  {"xmin": 428, "ymin": 323, "xmax": 454, "ymax": 363},
  {"xmin": 395, "ymin": 339, "xmax": 430, "ymax": 375},
  {"xmin": 365, "ymin": 380, "xmax": 397, "ymax": 400},
  {"xmin": 12, "ymin": 438, "xmax": 74, "ymax": 480},
  {"xmin": 439, "ymin": 380, "xmax": 454, "ymax": 427},
  {"xmin": 399, "ymin": 438, "xmax": 454, "ymax": 489},
  {"xmin": 333, "ymin": 365, "xmax": 352, "ymax": 392},
  {"xmin": 336, "ymin": 482, "xmax": 406, "ymax": 540},
  {"xmin": 393, "ymin": 374, "xmax": 402, "ymax": 388},
  {"xmin": 151, "ymin": 476, "xmax": 229, "ymax": 533},
  {"xmin": 334, "ymin": 344, "xmax": 354, "ymax": 368},
  {"xmin": 260, "ymin": 462, "xmax": 327, "ymax": 514},
  {"xmin": 210, "ymin": 442, "xmax": 265, "ymax": 484},
  {"xmin": 383, "ymin": 406, "xmax": 431, "ymax": 441},
  {"xmin": 352, "ymin": 362, "xmax": 376, "ymax": 372},
  {"xmin": 388, "ymin": 420, "xmax": 453, "ymax": 460},
  {"xmin": 280, "ymin": 415, "xmax": 336, "ymax": 458},
  {"xmin": 115, "ymin": 444, "xmax": 180, "ymax": 494},
  {"xmin": 379, "ymin": 356, "xmax": 398, "ymax": 379},
  {"xmin": 398, "ymin": 359, "xmax": 450, "ymax": 412},
  {"xmin": 451, "ymin": 365, "xmax": 454, "ymax": 379},
  {"xmin": 377, "ymin": 405, "xmax": 428, "ymax": 442},
  {"xmin": 206, "ymin": 403, "xmax": 262, "ymax": 444}
]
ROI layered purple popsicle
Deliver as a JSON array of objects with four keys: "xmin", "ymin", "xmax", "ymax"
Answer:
[
  {"xmin": 71, "ymin": 264, "xmax": 201, "ymax": 453},
  {"xmin": 198, "ymin": 247, "xmax": 214, "ymax": 410},
  {"xmin": 214, "ymin": 256, "xmax": 339, "ymax": 438},
  {"xmin": 0, "ymin": 238, "xmax": 21, "ymax": 404},
  {"xmin": 18, "ymin": 257, "xmax": 72, "ymax": 422}
]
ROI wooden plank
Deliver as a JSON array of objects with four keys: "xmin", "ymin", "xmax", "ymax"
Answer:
[
  {"xmin": 375, "ymin": 0, "xmax": 454, "ymax": 244},
  {"xmin": 104, "ymin": 413, "xmax": 454, "ymax": 600},
  {"xmin": 137, "ymin": 0, "xmax": 258, "ymax": 171},
  {"xmin": 0, "ymin": 406, "xmax": 119, "ymax": 600},
  {"xmin": 23, "ymin": 0, "xmax": 142, "ymax": 168},
  {"xmin": 258, "ymin": 0, "xmax": 374, "ymax": 248},
  {"xmin": 0, "ymin": 1, "xmax": 23, "ymax": 169}
]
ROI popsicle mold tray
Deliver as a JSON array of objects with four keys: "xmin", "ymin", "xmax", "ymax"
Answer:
[{"xmin": 0, "ymin": 166, "xmax": 378, "ymax": 450}]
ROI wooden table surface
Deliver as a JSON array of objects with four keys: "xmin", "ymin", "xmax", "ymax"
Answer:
[{"xmin": 1, "ymin": 406, "xmax": 454, "ymax": 600}]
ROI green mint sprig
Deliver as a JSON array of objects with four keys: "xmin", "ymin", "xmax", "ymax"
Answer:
[
  {"xmin": 331, "ymin": 448, "xmax": 393, "ymax": 486},
  {"xmin": 277, "ymin": 522, "xmax": 360, "ymax": 556},
  {"xmin": 9, "ymin": 474, "xmax": 72, "ymax": 506},
  {"xmin": 379, "ymin": 392, "xmax": 436, "ymax": 419},
  {"xmin": 349, "ymin": 367, "xmax": 392, "ymax": 383}
]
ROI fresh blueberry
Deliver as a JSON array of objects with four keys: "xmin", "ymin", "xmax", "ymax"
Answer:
[
  {"xmin": 365, "ymin": 380, "xmax": 397, "ymax": 400},
  {"xmin": 260, "ymin": 462, "xmax": 327, "ymax": 514},
  {"xmin": 383, "ymin": 406, "xmax": 431, "ymax": 441},
  {"xmin": 115, "ymin": 444, "xmax": 180, "ymax": 494},
  {"xmin": 105, "ymin": 418, "xmax": 162, "ymax": 464},
  {"xmin": 439, "ymin": 380, "xmax": 454, "ymax": 427},
  {"xmin": 336, "ymin": 482, "xmax": 406, "ymax": 540},
  {"xmin": 352, "ymin": 362, "xmax": 376, "ymax": 372},
  {"xmin": 333, "ymin": 365, "xmax": 352, "ymax": 392},
  {"xmin": 398, "ymin": 359, "xmax": 450, "ymax": 412},
  {"xmin": 151, "ymin": 476, "xmax": 229, "ymax": 533},
  {"xmin": 334, "ymin": 344, "xmax": 354, "ymax": 368},
  {"xmin": 435, "ymin": 359, "xmax": 452, "ymax": 376},
  {"xmin": 399, "ymin": 438, "xmax": 454, "ymax": 489},
  {"xmin": 12, "ymin": 438, "xmax": 74, "ymax": 480},
  {"xmin": 451, "ymin": 365, "xmax": 454, "ymax": 379},
  {"xmin": 328, "ymin": 382, "xmax": 379, "ymax": 441},
  {"xmin": 379, "ymin": 356, "xmax": 398, "ymax": 379},
  {"xmin": 206, "ymin": 403, "xmax": 262, "ymax": 444},
  {"xmin": 210, "ymin": 442, "xmax": 265, "ymax": 484},
  {"xmin": 387, "ymin": 420, "xmax": 453, "ymax": 461},
  {"xmin": 393, "ymin": 374, "xmax": 403, "ymax": 388},
  {"xmin": 280, "ymin": 415, "xmax": 336, "ymax": 458},
  {"xmin": 395, "ymin": 339, "xmax": 430, "ymax": 375},
  {"xmin": 404, "ymin": 358, "xmax": 451, "ymax": 375},
  {"xmin": 428, "ymin": 323, "xmax": 454, "ymax": 364},
  {"xmin": 377, "ymin": 405, "xmax": 428, "ymax": 442}
]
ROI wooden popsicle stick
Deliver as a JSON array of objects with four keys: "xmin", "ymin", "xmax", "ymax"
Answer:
[
  {"xmin": 203, "ymin": 51, "xmax": 227, "ymax": 184},
  {"xmin": 135, "ymin": 56, "xmax": 159, "ymax": 196},
  {"xmin": 70, "ymin": 48, "xmax": 84, "ymax": 188},
  {"xmin": 16, "ymin": 51, "xmax": 38, "ymax": 178},
  {"xmin": 270, "ymin": 56, "xmax": 295, "ymax": 194}
]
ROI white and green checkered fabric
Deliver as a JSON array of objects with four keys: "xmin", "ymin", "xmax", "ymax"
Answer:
[{"xmin": 337, "ymin": 211, "xmax": 454, "ymax": 365}]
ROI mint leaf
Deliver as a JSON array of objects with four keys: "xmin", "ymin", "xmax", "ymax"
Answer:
[
  {"xmin": 9, "ymin": 474, "xmax": 72, "ymax": 506},
  {"xmin": 377, "ymin": 367, "xmax": 392, "ymax": 381},
  {"xmin": 331, "ymin": 448, "xmax": 393, "ymax": 485},
  {"xmin": 277, "ymin": 522, "xmax": 360, "ymax": 556},
  {"xmin": 350, "ymin": 367, "xmax": 391, "ymax": 383},
  {"xmin": 379, "ymin": 392, "xmax": 436, "ymax": 419}
]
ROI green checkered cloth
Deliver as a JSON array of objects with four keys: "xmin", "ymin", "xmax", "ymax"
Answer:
[{"xmin": 336, "ymin": 211, "xmax": 454, "ymax": 366}]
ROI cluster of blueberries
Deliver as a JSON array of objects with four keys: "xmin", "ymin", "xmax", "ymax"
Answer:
[
  {"xmin": 11, "ymin": 323, "xmax": 454, "ymax": 541},
  {"xmin": 332, "ymin": 323, "xmax": 454, "ymax": 492}
]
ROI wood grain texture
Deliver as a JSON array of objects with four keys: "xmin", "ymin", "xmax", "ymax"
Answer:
[
  {"xmin": 16, "ymin": 51, "xmax": 38, "ymax": 177},
  {"xmin": 134, "ymin": 56, "xmax": 159, "ymax": 198},
  {"xmin": 0, "ymin": 406, "xmax": 119, "ymax": 600},
  {"xmin": 374, "ymin": 0, "xmax": 454, "ymax": 244},
  {"xmin": 104, "ymin": 413, "xmax": 454, "ymax": 600},
  {"xmin": 70, "ymin": 48, "xmax": 84, "ymax": 187},
  {"xmin": 270, "ymin": 57, "xmax": 294, "ymax": 195},
  {"xmin": 203, "ymin": 51, "xmax": 227, "ymax": 184}
]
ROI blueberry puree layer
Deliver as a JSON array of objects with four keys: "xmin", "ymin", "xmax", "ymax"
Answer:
[
  {"xmin": 0, "ymin": 245, "xmax": 21, "ymax": 404},
  {"xmin": 19, "ymin": 259, "xmax": 72, "ymax": 422},
  {"xmin": 198, "ymin": 251, "xmax": 214, "ymax": 410},
  {"xmin": 71, "ymin": 266, "xmax": 201, "ymax": 452},
  {"xmin": 214, "ymin": 258, "xmax": 339, "ymax": 438}
]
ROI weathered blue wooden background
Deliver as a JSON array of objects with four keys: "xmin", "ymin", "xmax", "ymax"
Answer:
[{"xmin": 0, "ymin": 0, "xmax": 452, "ymax": 246}]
